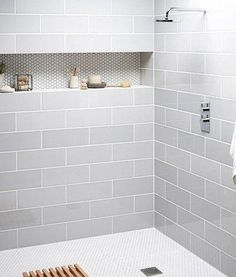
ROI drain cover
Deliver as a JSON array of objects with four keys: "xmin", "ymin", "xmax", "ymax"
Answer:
[{"xmin": 140, "ymin": 267, "xmax": 163, "ymax": 276}]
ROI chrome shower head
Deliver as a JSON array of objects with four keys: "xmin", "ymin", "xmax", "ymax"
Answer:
[{"xmin": 156, "ymin": 18, "xmax": 173, "ymax": 22}]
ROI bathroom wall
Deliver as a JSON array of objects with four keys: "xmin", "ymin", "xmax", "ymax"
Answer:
[
  {"xmin": 0, "ymin": 0, "xmax": 154, "ymax": 53},
  {"xmin": 154, "ymin": 1, "xmax": 236, "ymax": 276},
  {"xmin": 0, "ymin": 86, "xmax": 154, "ymax": 250}
]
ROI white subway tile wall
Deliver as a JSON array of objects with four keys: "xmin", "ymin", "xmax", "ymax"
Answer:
[
  {"xmin": 0, "ymin": 0, "xmax": 154, "ymax": 54},
  {"xmin": 153, "ymin": 1, "xmax": 236, "ymax": 276},
  {"xmin": 0, "ymin": 86, "xmax": 154, "ymax": 250}
]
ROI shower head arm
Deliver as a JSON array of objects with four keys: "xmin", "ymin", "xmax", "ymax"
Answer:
[{"xmin": 165, "ymin": 7, "xmax": 206, "ymax": 20}]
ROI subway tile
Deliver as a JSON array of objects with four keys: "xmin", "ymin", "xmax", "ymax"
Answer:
[
  {"xmin": 155, "ymin": 141, "xmax": 166, "ymax": 161},
  {"xmin": 43, "ymin": 91, "xmax": 88, "ymax": 110},
  {"xmin": 112, "ymin": 0, "xmax": 153, "ymax": 15},
  {"xmin": 0, "ymin": 152, "xmax": 16, "ymax": 172},
  {"xmin": 166, "ymin": 109, "xmax": 191, "ymax": 132},
  {"xmin": 205, "ymin": 222, "xmax": 236, "ymax": 259},
  {"xmin": 43, "ymin": 203, "xmax": 89, "ymax": 224},
  {"xmin": 155, "ymin": 106, "xmax": 165, "ymax": 125},
  {"xmin": 135, "ymin": 123, "xmax": 153, "ymax": 141},
  {"xmin": 113, "ymin": 141, "xmax": 153, "ymax": 161},
  {"xmin": 178, "ymin": 13, "xmax": 205, "ymax": 33},
  {"xmin": 113, "ymin": 212, "xmax": 153, "ymax": 233},
  {"xmin": 0, "ymin": 15, "xmax": 40, "ymax": 33},
  {"xmin": 42, "ymin": 128, "xmax": 89, "ymax": 148},
  {"xmin": 178, "ymin": 207, "xmax": 204, "ymax": 238},
  {"xmin": 134, "ymin": 88, "xmax": 154, "ymax": 105},
  {"xmin": 154, "ymin": 88, "xmax": 177, "ymax": 109},
  {"xmin": 112, "ymin": 34, "xmax": 153, "ymax": 52},
  {"xmin": 166, "ymin": 146, "xmax": 190, "ymax": 171},
  {"xmin": 0, "ymin": 93, "xmax": 40, "ymax": 112},
  {"xmin": 154, "ymin": 52, "xmax": 177, "ymax": 71},
  {"xmin": 134, "ymin": 16, "xmax": 154, "ymax": 33},
  {"xmin": 0, "ymin": 131, "xmax": 41, "ymax": 152},
  {"xmin": 191, "ymin": 154, "xmax": 220, "ymax": 183},
  {"xmin": 206, "ymin": 180, "xmax": 236, "ymax": 214},
  {"xmin": 0, "ymin": 230, "xmax": 17, "ymax": 251},
  {"xmin": 90, "ymin": 197, "xmax": 134, "ymax": 218},
  {"xmin": 113, "ymin": 176, "xmax": 153, "ymax": 197},
  {"xmin": 178, "ymin": 92, "xmax": 203, "ymax": 114},
  {"xmin": 191, "ymin": 33, "xmax": 221, "ymax": 53},
  {"xmin": 43, "ymin": 165, "xmax": 89, "ymax": 187},
  {"xmin": 155, "ymin": 159, "xmax": 177, "ymax": 185},
  {"xmin": 67, "ymin": 181, "xmax": 112, "ymax": 202},
  {"xmin": 0, "ymin": 113, "xmax": 15, "ymax": 133},
  {"xmin": 178, "ymin": 53, "xmax": 205, "ymax": 74},
  {"xmin": 166, "ymin": 34, "xmax": 191, "ymax": 52},
  {"xmin": 67, "ymin": 145, "xmax": 112, "ymax": 165},
  {"xmin": 113, "ymin": 106, "xmax": 153, "ymax": 125},
  {"xmin": 66, "ymin": 0, "xmax": 111, "ymax": 14},
  {"xmin": 222, "ymin": 32, "xmax": 236, "ymax": 54},
  {"xmin": 0, "ymin": 169, "xmax": 41, "ymax": 192},
  {"xmin": 221, "ymin": 209, "xmax": 236, "ymax": 236},
  {"xmin": 135, "ymin": 194, "xmax": 153, "ymax": 212},
  {"xmin": 67, "ymin": 218, "xmax": 112, "ymax": 240},
  {"xmin": 18, "ymin": 186, "xmax": 66, "ymax": 209},
  {"xmin": 18, "ymin": 149, "xmax": 65, "ymax": 170},
  {"xmin": 135, "ymin": 159, "xmax": 154, "ymax": 177},
  {"xmin": 90, "ymin": 16, "xmax": 133, "ymax": 33},
  {"xmin": 166, "ymin": 182, "xmax": 190, "ymax": 210},
  {"xmin": 41, "ymin": 16, "xmax": 88, "ymax": 33},
  {"xmin": 221, "ymin": 121, "xmax": 235, "ymax": 144},
  {"xmin": 191, "ymin": 194, "xmax": 220, "ymax": 226},
  {"xmin": 17, "ymin": 35, "xmax": 64, "ymax": 54},
  {"xmin": 178, "ymin": 169, "xmax": 205, "ymax": 197},
  {"xmin": 90, "ymin": 125, "xmax": 133, "ymax": 144},
  {"xmin": 222, "ymin": 77, "xmax": 236, "ymax": 101},
  {"xmin": 89, "ymin": 88, "xmax": 133, "ymax": 107},
  {"xmin": 154, "ymin": 18, "xmax": 178, "ymax": 34},
  {"xmin": 166, "ymin": 220, "xmax": 191, "ymax": 250},
  {"xmin": 166, "ymin": 71, "xmax": 191, "ymax": 92},
  {"xmin": 209, "ymin": 97, "xmax": 236, "ymax": 122},
  {"xmin": 207, "ymin": 11, "xmax": 236, "ymax": 32},
  {"xmin": 206, "ymin": 54, "xmax": 236, "ymax": 77},
  {"xmin": 17, "ymin": 0, "xmax": 64, "ymax": 14},
  {"xmin": 0, "ymin": 191, "xmax": 16, "ymax": 212},
  {"xmin": 154, "ymin": 212, "xmax": 166, "ymax": 233},
  {"xmin": 155, "ymin": 176, "xmax": 166, "ymax": 197},
  {"xmin": 155, "ymin": 195, "xmax": 177, "ymax": 222},
  {"xmin": 154, "ymin": 0, "xmax": 166, "ymax": 15},
  {"xmin": 191, "ymin": 234, "xmax": 220, "ymax": 270},
  {"xmin": 17, "ymin": 111, "xmax": 65, "ymax": 131},
  {"xmin": 141, "ymin": 69, "xmax": 154, "ymax": 86},
  {"xmin": 90, "ymin": 161, "xmax": 133, "ymax": 182},
  {"xmin": 18, "ymin": 224, "xmax": 66, "ymax": 248},
  {"xmin": 0, "ymin": 0, "xmax": 14, "ymax": 13},
  {"xmin": 0, "ymin": 35, "xmax": 15, "ymax": 54},
  {"xmin": 206, "ymin": 139, "xmax": 231, "ymax": 166},
  {"xmin": 66, "ymin": 35, "xmax": 111, "ymax": 53},
  {"xmin": 154, "ymin": 70, "xmax": 165, "ymax": 88},
  {"xmin": 0, "ymin": 208, "xmax": 41, "ymax": 231},
  {"xmin": 155, "ymin": 124, "xmax": 178, "ymax": 146},
  {"xmin": 178, "ymin": 131, "xmax": 204, "ymax": 156},
  {"xmin": 191, "ymin": 74, "xmax": 221, "ymax": 97},
  {"xmin": 221, "ymin": 253, "xmax": 236, "ymax": 277},
  {"xmin": 67, "ymin": 108, "xmax": 111, "ymax": 128}
]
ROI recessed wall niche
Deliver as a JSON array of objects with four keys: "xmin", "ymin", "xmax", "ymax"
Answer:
[{"xmin": 0, "ymin": 52, "xmax": 140, "ymax": 90}]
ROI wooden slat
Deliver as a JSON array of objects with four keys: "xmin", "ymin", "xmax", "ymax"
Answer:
[
  {"xmin": 74, "ymin": 265, "xmax": 88, "ymax": 277},
  {"xmin": 42, "ymin": 269, "xmax": 52, "ymax": 277},
  {"xmin": 62, "ymin": 266, "xmax": 74, "ymax": 277},
  {"xmin": 35, "ymin": 270, "xmax": 44, "ymax": 277},
  {"xmin": 29, "ymin": 271, "xmax": 37, "ymax": 277},
  {"xmin": 68, "ymin": 265, "xmax": 83, "ymax": 277},
  {"xmin": 49, "ymin": 268, "xmax": 60, "ymax": 277},
  {"xmin": 55, "ymin": 267, "xmax": 67, "ymax": 277}
]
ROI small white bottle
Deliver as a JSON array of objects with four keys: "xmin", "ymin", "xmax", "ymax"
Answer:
[{"xmin": 69, "ymin": 67, "xmax": 80, "ymax": 89}]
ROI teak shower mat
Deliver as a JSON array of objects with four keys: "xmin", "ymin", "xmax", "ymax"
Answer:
[{"xmin": 23, "ymin": 264, "xmax": 88, "ymax": 277}]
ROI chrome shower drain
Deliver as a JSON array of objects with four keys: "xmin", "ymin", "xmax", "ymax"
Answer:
[{"xmin": 140, "ymin": 267, "xmax": 163, "ymax": 276}]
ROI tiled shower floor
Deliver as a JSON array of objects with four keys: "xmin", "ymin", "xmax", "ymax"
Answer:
[{"xmin": 0, "ymin": 228, "xmax": 227, "ymax": 277}]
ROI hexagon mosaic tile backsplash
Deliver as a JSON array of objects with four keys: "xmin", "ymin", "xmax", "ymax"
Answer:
[{"xmin": 0, "ymin": 52, "xmax": 140, "ymax": 90}]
